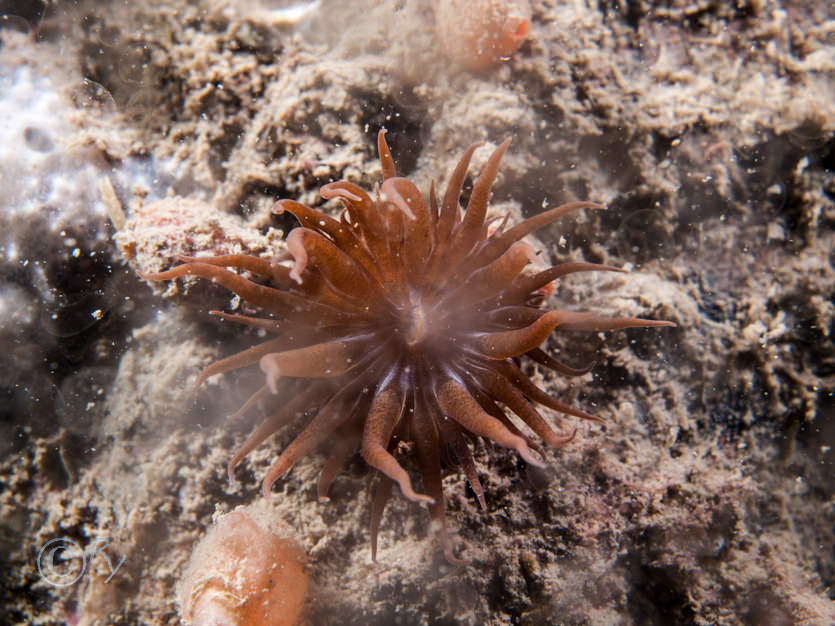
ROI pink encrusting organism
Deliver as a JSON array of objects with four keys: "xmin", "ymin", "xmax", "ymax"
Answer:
[
  {"xmin": 178, "ymin": 506, "xmax": 308, "ymax": 626},
  {"xmin": 434, "ymin": 0, "xmax": 532, "ymax": 70}
]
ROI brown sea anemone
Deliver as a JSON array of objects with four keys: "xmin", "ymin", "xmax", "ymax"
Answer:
[{"xmin": 140, "ymin": 130, "xmax": 673, "ymax": 562}]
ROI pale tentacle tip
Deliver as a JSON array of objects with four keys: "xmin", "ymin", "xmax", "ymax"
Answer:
[
  {"xmin": 517, "ymin": 441, "xmax": 546, "ymax": 468},
  {"xmin": 137, "ymin": 268, "xmax": 164, "ymax": 281},
  {"xmin": 261, "ymin": 478, "xmax": 277, "ymax": 498},
  {"xmin": 639, "ymin": 319, "xmax": 677, "ymax": 329},
  {"xmin": 402, "ymin": 486, "xmax": 435, "ymax": 507},
  {"xmin": 259, "ymin": 356, "xmax": 281, "ymax": 394},
  {"xmin": 417, "ymin": 496, "xmax": 436, "ymax": 508}
]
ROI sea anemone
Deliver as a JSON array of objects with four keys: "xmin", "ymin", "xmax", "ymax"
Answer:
[{"xmin": 141, "ymin": 130, "xmax": 673, "ymax": 562}]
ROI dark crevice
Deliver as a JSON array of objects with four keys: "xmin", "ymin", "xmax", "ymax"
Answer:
[{"xmin": 355, "ymin": 87, "xmax": 429, "ymax": 177}]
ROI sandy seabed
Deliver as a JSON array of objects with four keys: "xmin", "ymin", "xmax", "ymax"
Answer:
[{"xmin": 0, "ymin": 1, "xmax": 833, "ymax": 624}]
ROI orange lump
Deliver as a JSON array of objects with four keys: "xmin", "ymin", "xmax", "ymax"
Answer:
[
  {"xmin": 435, "ymin": 0, "xmax": 532, "ymax": 70},
  {"xmin": 178, "ymin": 507, "xmax": 308, "ymax": 626}
]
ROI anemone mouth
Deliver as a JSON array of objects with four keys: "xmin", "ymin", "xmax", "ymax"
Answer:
[{"xmin": 140, "ymin": 129, "xmax": 675, "ymax": 563}]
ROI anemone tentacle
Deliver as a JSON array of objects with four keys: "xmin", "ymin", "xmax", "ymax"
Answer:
[{"xmin": 141, "ymin": 129, "xmax": 675, "ymax": 563}]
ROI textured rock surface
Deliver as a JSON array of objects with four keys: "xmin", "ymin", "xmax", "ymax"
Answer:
[{"xmin": 1, "ymin": 1, "xmax": 832, "ymax": 624}]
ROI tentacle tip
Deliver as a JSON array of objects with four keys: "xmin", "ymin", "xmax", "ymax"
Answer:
[
  {"xmin": 261, "ymin": 479, "xmax": 276, "ymax": 498},
  {"xmin": 528, "ymin": 457, "xmax": 547, "ymax": 469},
  {"xmin": 638, "ymin": 319, "xmax": 677, "ymax": 329},
  {"xmin": 519, "ymin": 445, "xmax": 546, "ymax": 468},
  {"xmin": 271, "ymin": 200, "xmax": 287, "ymax": 215},
  {"xmin": 259, "ymin": 357, "xmax": 281, "ymax": 394},
  {"xmin": 412, "ymin": 494, "xmax": 435, "ymax": 507},
  {"xmin": 393, "ymin": 476, "xmax": 435, "ymax": 506},
  {"xmin": 549, "ymin": 429, "xmax": 578, "ymax": 447},
  {"xmin": 318, "ymin": 496, "xmax": 331, "ymax": 503},
  {"xmin": 137, "ymin": 270, "xmax": 161, "ymax": 281}
]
